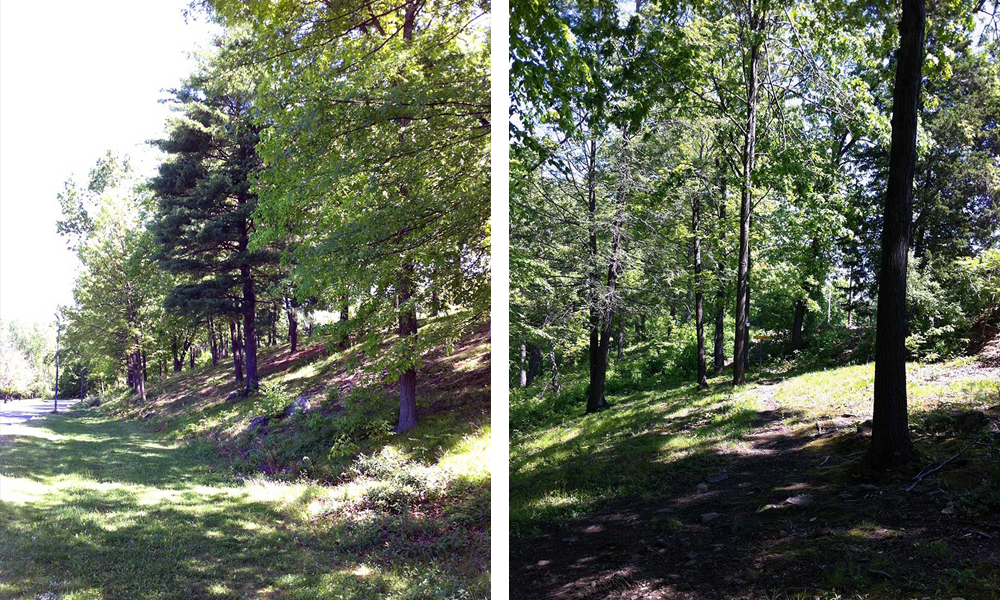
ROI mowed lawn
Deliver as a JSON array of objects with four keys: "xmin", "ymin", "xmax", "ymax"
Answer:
[{"xmin": 0, "ymin": 409, "xmax": 488, "ymax": 600}]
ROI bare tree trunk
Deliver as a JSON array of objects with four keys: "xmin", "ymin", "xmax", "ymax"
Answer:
[
  {"xmin": 528, "ymin": 345, "xmax": 542, "ymax": 384},
  {"xmin": 519, "ymin": 344, "xmax": 527, "ymax": 387},
  {"xmin": 791, "ymin": 300, "xmax": 806, "ymax": 350},
  {"xmin": 714, "ymin": 177, "xmax": 727, "ymax": 375},
  {"xmin": 340, "ymin": 298, "xmax": 350, "ymax": 350},
  {"xmin": 287, "ymin": 298, "xmax": 298, "ymax": 354},
  {"xmin": 397, "ymin": 263, "xmax": 419, "ymax": 432},
  {"xmin": 550, "ymin": 349, "xmax": 562, "ymax": 395},
  {"xmin": 230, "ymin": 320, "xmax": 244, "ymax": 387},
  {"xmin": 868, "ymin": 0, "xmax": 924, "ymax": 470},
  {"xmin": 733, "ymin": 5, "xmax": 764, "ymax": 386},
  {"xmin": 694, "ymin": 192, "xmax": 708, "ymax": 388},
  {"xmin": 585, "ymin": 138, "xmax": 609, "ymax": 414}
]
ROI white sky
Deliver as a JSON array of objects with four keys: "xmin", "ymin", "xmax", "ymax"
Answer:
[{"xmin": 0, "ymin": 1, "xmax": 219, "ymax": 326}]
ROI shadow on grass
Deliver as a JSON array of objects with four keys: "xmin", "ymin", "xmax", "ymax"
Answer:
[
  {"xmin": 510, "ymin": 375, "xmax": 1000, "ymax": 600},
  {"xmin": 0, "ymin": 410, "xmax": 488, "ymax": 600}
]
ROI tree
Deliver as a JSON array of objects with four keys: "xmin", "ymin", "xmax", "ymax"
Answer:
[
  {"xmin": 203, "ymin": 0, "xmax": 490, "ymax": 431},
  {"xmin": 867, "ymin": 0, "xmax": 926, "ymax": 470},
  {"xmin": 149, "ymin": 46, "xmax": 275, "ymax": 396}
]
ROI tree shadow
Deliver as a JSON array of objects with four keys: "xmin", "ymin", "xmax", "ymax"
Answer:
[{"xmin": 510, "ymin": 401, "xmax": 1000, "ymax": 600}]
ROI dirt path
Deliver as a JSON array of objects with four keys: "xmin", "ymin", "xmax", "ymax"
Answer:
[{"xmin": 509, "ymin": 378, "xmax": 1000, "ymax": 600}]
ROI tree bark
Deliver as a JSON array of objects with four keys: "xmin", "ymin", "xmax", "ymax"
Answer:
[
  {"xmin": 694, "ymin": 192, "xmax": 708, "ymax": 388},
  {"xmin": 239, "ymin": 230, "xmax": 259, "ymax": 394},
  {"xmin": 733, "ymin": 5, "xmax": 764, "ymax": 386},
  {"xmin": 550, "ymin": 349, "xmax": 562, "ymax": 395},
  {"xmin": 340, "ymin": 298, "xmax": 350, "ymax": 350},
  {"xmin": 230, "ymin": 320, "xmax": 244, "ymax": 386},
  {"xmin": 868, "ymin": 0, "xmax": 924, "ymax": 470},
  {"xmin": 527, "ymin": 344, "xmax": 542, "ymax": 385},
  {"xmin": 792, "ymin": 299, "xmax": 806, "ymax": 350},
  {"xmin": 519, "ymin": 343, "xmax": 527, "ymax": 388},
  {"xmin": 397, "ymin": 263, "xmax": 419, "ymax": 432},
  {"xmin": 585, "ymin": 138, "xmax": 610, "ymax": 413},
  {"xmin": 286, "ymin": 298, "xmax": 298, "ymax": 354},
  {"xmin": 714, "ymin": 198, "xmax": 726, "ymax": 375}
]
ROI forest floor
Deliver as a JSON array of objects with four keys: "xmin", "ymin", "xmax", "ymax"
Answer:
[
  {"xmin": 0, "ymin": 314, "xmax": 490, "ymax": 600},
  {"xmin": 510, "ymin": 343, "xmax": 1000, "ymax": 600}
]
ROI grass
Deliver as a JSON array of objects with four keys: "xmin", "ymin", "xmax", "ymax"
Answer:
[
  {"xmin": 1, "ymin": 314, "xmax": 490, "ymax": 600},
  {"xmin": 510, "ymin": 350, "xmax": 1000, "ymax": 599}
]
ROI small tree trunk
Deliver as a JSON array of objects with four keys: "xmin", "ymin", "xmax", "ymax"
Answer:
[
  {"xmin": 694, "ymin": 192, "xmax": 708, "ymax": 389},
  {"xmin": 230, "ymin": 320, "xmax": 244, "ymax": 386},
  {"xmin": 550, "ymin": 349, "xmax": 562, "ymax": 395},
  {"xmin": 172, "ymin": 338, "xmax": 182, "ymax": 373},
  {"xmin": 287, "ymin": 301, "xmax": 298, "ymax": 354},
  {"xmin": 339, "ymin": 298, "xmax": 350, "ymax": 350},
  {"xmin": 792, "ymin": 299, "xmax": 806, "ymax": 350},
  {"xmin": 519, "ymin": 344, "xmax": 527, "ymax": 387},
  {"xmin": 528, "ymin": 344, "xmax": 542, "ymax": 384},
  {"xmin": 868, "ymin": 0, "xmax": 924, "ymax": 470},
  {"xmin": 396, "ymin": 264, "xmax": 419, "ymax": 432}
]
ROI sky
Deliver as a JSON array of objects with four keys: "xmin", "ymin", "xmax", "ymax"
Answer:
[{"xmin": 0, "ymin": 1, "xmax": 219, "ymax": 326}]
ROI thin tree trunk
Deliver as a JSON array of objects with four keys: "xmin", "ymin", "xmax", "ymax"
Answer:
[
  {"xmin": 397, "ymin": 263, "xmax": 419, "ymax": 432},
  {"xmin": 287, "ymin": 299, "xmax": 298, "ymax": 354},
  {"xmin": 519, "ymin": 344, "xmax": 527, "ymax": 387},
  {"xmin": 230, "ymin": 320, "xmax": 244, "ymax": 387},
  {"xmin": 585, "ymin": 138, "xmax": 609, "ymax": 413},
  {"xmin": 528, "ymin": 344, "xmax": 542, "ymax": 385},
  {"xmin": 733, "ymin": 5, "xmax": 764, "ymax": 386},
  {"xmin": 868, "ymin": 0, "xmax": 924, "ymax": 470},
  {"xmin": 694, "ymin": 192, "xmax": 708, "ymax": 388},
  {"xmin": 792, "ymin": 300, "xmax": 806, "ymax": 350},
  {"xmin": 340, "ymin": 298, "xmax": 350, "ymax": 350},
  {"xmin": 550, "ymin": 349, "xmax": 562, "ymax": 395},
  {"xmin": 240, "ymin": 257, "xmax": 259, "ymax": 394}
]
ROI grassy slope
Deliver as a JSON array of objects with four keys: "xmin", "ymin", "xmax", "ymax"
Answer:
[
  {"xmin": 0, "ymin": 314, "xmax": 490, "ymax": 600},
  {"xmin": 510, "ymin": 348, "xmax": 1000, "ymax": 598}
]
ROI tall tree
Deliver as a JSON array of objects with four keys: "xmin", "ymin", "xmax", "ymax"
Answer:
[
  {"xmin": 867, "ymin": 0, "xmax": 926, "ymax": 470},
  {"xmin": 149, "ymin": 47, "xmax": 274, "ymax": 396}
]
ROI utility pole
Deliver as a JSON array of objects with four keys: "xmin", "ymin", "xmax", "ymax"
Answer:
[{"xmin": 53, "ymin": 312, "xmax": 60, "ymax": 413}]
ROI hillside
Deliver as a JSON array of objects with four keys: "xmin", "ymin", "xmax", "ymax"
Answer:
[{"xmin": 0, "ymin": 314, "xmax": 491, "ymax": 600}]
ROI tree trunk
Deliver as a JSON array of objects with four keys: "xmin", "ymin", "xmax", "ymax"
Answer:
[
  {"xmin": 550, "ymin": 349, "xmax": 562, "ymax": 395},
  {"xmin": 694, "ymin": 192, "xmax": 708, "ymax": 388},
  {"xmin": 868, "ymin": 0, "xmax": 924, "ymax": 470},
  {"xmin": 287, "ymin": 300, "xmax": 298, "ymax": 354},
  {"xmin": 519, "ymin": 343, "xmax": 527, "ymax": 387},
  {"xmin": 585, "ymin": 138, "xmax": 609, "ymax": 414},
  {"xmin": 396, "ymin": 263, "xmax": 419, "ymax": 432},
  {"xmin": 340, "ymin": 298, "xmax": 350, "ymax": 350},
  {"xmin": 209, "ymin": 316, "xmax": 219, "ymax": 366},
  {"xmin": 172, "ymin": 338, "xmax": 182, "ymax": 373},
  {"xmin": 733, "ymin": 6, "xmax": 764, "ymax": 386},
  {"xmin": 230, "ymin": 320, "xmax": 244, "ymax": 386},
  {"xmin": 189, "ymin": 347, "xmax": 195, "ymax": 370},
  {"xmin": 527, "ymin": 344, "xmax": 542, "ymax": 385},
  {"xmin": 714, "ymin": 175, "xmax": 727, "ymax": 375},
  {"xmin": 240, "ymin": 262, "xmax": 259, "ymax": 395},
  {"xmin": 792, "ymin": 299, "xmax": 806, "ymax": 350}
]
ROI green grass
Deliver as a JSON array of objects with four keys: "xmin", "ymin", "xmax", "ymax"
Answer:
[
  {"xmin": 510, "ymin": 356, "xmax": 1000, "ymax": 536},
  {"xmin": 1, "ymin": 314, "xmax": 490, "ymax": 599},
  {"xmin": 0, "ymin": 409, "xmax": 488, "ymax": 600}
]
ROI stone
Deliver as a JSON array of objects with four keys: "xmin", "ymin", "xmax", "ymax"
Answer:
[
  {"xmin": 696, "ymin": 483, "xmax": 709, "ymax": 493},
  {"xmin": 249, "ymin": 416, "xmax": 269, "ymax": 430},
  {"xmin": 701, "ymin": 512, "xmax": 721, "ymax": 524},
  {"xmin": 707, "ymin": 474, "xmax": 729, "ymax": 483},
  {"xmin": 785, "ymin": 495, "xmax": 815, "ymax": 507},
  {"xmin": 284, "ymin": 396, "xmax": 310, "ymax": 417},
  {"xmin": 227, "ymin": 391, "xmax": 240, "ymax": 401}
]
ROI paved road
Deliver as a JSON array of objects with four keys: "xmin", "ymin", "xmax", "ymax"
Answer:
[{"xmin": 0, "ymin": 398, "xmax": 82, "ymax": 428}]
